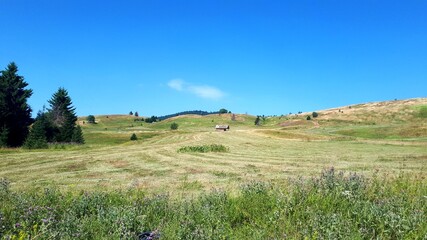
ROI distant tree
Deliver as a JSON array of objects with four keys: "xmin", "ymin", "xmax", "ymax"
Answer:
[
  {"xmin": 129, "ymin": 111, "xmax": 133, "ymax": 115},
  {"xmin": 134, "ymin": 111, "xmax": 139, "ymax": 117},
  {"xmin": 306, "ymin": 116, "xmax": 311, "ymax": 120},
  {"xmin": 24, "ymin": 113, "xmax": 49, "ymax": 149},
  {"xmin": 0, "ymin": 62, "xmax": 33, "ymax": 147},
  {"xmin": 47, "ymin": 88, "xmax": 82, "ymax": 143},
  {"xmin": 312, "ymin": 112, "xmax": 319, "ymax": 118},
  {"xmin": 87, "ymin": 115, "xmax": 96, "ymax": 124},
  {"xmin": 130, "ymin": 133, "xmax": 138, "ymax": 141},
  {"xmin": 170, "ymin": 122, "xmax": 178, "ymax": 130},
  {"xmin": 145, "ymin": 116, "xmax": 158, "ymax": 123},
  {"xmin": 219, "ymin": 108, "xmax": 228, "ymax": 114},
  {"xmin": 254, "ymin": 116, "xmax": 261, "ymax": 126}
]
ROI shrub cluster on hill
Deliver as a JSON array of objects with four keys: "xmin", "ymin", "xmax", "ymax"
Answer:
[{"xmin": 178, "ymin": 144, "xmax": 229, "ymax": 153}]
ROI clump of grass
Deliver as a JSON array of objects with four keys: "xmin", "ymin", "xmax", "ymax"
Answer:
[{"xmin": 178, "ymin": 144, "xmax": 229, "ymax": 153}]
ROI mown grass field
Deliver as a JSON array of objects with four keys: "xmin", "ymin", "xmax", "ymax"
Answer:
[
  {"xmin": 1, "ymin": 98, "xmax": 426, "ymax": 239},
  {"xmin": 1, "ymin": 98, "xmax": 426, "ymax": 194}
]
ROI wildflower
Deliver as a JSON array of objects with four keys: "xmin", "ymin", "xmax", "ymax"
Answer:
[{"xmin": 342, "ymin": 190, "xmax": 352, "ymax": 197}]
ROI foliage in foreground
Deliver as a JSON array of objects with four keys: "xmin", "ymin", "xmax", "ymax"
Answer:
[
  {"xmin": 177, "ymin": 144, "xmax": 229, "ymax": 153},
  {"xmin": 0, "ymin": 169, "xmax": 426, "ymax": 239}
]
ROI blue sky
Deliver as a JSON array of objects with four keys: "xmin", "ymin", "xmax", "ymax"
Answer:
[{"xmin": 1, "ymin": 0, "xmax": 426, "ymax": 117}]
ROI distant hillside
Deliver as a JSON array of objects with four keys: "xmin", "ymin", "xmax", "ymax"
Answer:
[
  {"xmin": 158, "ymin": 110, "xmax": 221, "ymax": 121},
  {"xmin": 310, "ymin": 98, "xmax": 427, "ymax": 124}
]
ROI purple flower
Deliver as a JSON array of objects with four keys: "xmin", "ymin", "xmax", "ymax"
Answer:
[{"xmin": 15, "ymin": 223, "xmax": 21, "ymax": 228}]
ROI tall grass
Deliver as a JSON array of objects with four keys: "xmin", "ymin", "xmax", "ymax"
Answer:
[{"xmin": 1, "ymin": 169, "xmax": 426, "ymax": 239}]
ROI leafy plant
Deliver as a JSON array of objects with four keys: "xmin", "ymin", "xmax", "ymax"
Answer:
[{"xmin": 178, "ymin": 144, "xmax": 229, "ymax": 153}]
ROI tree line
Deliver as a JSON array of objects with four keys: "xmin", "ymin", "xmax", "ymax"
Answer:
[
  {"xmin": 158, "ymin": 109, "xmax": 229, "ymax": 121},
  {"xmin": 0, "ymin": 62, "xmax": 84, "ymax": 149}
]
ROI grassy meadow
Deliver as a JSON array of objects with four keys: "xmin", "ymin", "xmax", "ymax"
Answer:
[{"xmin": 1, "ymin": 98, "xmax": 426, "ymax": 238}]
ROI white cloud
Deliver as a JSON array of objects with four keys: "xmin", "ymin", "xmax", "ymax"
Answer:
[
  {"xmin": 188, "ymin": 85, "xmax": 224, "ymax": 100},
  {"xmin": 167, "ymin": 79, "xmax": 184, "ymax": 91},
  {"xmin": 167, "ymin": 79, "xmax": 225, "ymax": 100}
]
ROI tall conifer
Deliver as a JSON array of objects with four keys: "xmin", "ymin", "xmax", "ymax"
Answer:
[
  {"xmin": 0, "ymin": 62, "xmax": 33, "ymax": 147},
  {"xmin": 47, "ymin": 88, "xmax": 80, "ymax": 142}
]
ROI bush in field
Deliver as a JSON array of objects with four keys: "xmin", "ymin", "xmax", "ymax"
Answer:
[
  {"xmin": 23, "ymin": 116, "xmax": 48, "ymax": 149},
  {"xmin": 86, "ymin": 115, "xmax": 96, "ymax": 124},
  {"xmin": 130, "ymin": 133, "xmax": 138, "ymax": 141},
  {"xmin": 312, "ymin": 112, "xmax": 319, "ymax": 118},
  {"xmin": 418, "ymin": 106, "xmax": 427, "ymax": 118},
  {"xmin": 306, "ymin": 115, "xmax": 311, "ymax": 120},
  {"xmin": 170, "ymin": 122, "xmax": 178, "ymax": 130},
  {"xmin": 178, "ymin": 144, "xmax": 229, "ymax": 153}
]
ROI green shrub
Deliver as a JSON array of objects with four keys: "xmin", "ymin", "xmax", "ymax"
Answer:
[
  {"xmin": 86, "ymin": 115, "xmax": 96, "ymax": 124},
  {"xmin": 130, "ymin": 133, "xmax": 138, "ymax": 141},
  {"xmin": 312, "ymin": 112, "xmax": 319, "ymax": 118},
  {"xmin": 418, "ymin": 106, "xmax": 427, "ymax": 118},
  {"xmin": 170, "ymin": 122, "xmax": 178, "ymax": 130},
  {"xmin": 178, "ymin": 144, "xmax": 229, "ymax": 153},
  {"xmin": 306, "ymin": 116, "xmax": 311, "ymax": 120}
]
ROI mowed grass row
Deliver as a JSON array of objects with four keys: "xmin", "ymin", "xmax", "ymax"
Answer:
[
  {"xmin": 0, "ymin": 128, "xmax": 426, "ymax": 194},
  {"xmin": 1, "ymin": 169, "xmax": 426, "ymax": 239}
]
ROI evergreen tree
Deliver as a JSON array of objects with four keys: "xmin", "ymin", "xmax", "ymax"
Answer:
[
  {"xmin": 71, "ymin": 125, "xmax": 84, "ymax": 144},
  {"xmin": 24, "ymin": 113, "xmax": 49, "ymax": 149},
  {"xmin": 130, "ymin": 133, "xmax": 138, "ymax": 140},
  {"xmin": 0, "ymin": 62, "xmax": 33, "ymax": 147},
  {"xmin": 47, "ymin": 88, "xmax": 81, "ymax": 143}
]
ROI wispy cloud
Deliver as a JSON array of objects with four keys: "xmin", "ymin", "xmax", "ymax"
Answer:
[
  {"xmin": 188, "ymin": 85, "xmax": 224, "ymax": 100},
  {"xmin": 167, "ymin": 79, "xmax": 184, "ymax": 91},
  {"xmin": 167, "ymin": 79, "xmax": 225, "ymax": 100}
]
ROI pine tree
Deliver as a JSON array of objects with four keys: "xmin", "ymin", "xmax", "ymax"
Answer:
[
  {"xmin": 0, "ymin": 62, "xmax": 33, "ymax": 147},
  {"xmin": 24, "ymin": 113, "xmax": 49, "ymax": 149},
  {"xmin": 130, "ymin": 133, "xmax": 138, "ymax": 140},
  {"xmin": 71, "ymin": 125, "xmax": 84, "ymax": 144},
  {"xmin": 47, "ymin": 88, "xmax": 82, "ymax": 143}
]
